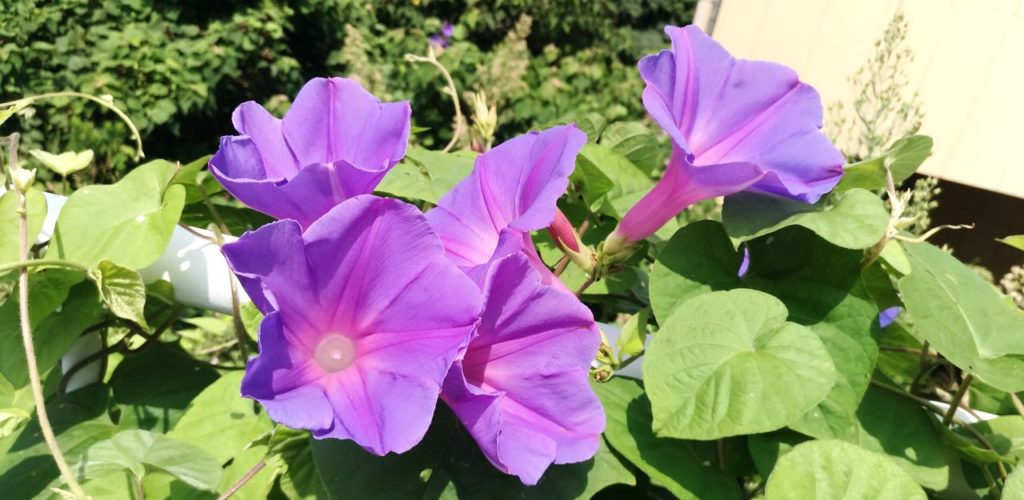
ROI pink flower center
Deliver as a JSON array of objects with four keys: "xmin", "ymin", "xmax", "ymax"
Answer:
[{"xmin": 314, "ymin": 334, "xmax": 356, "ymax": 373}]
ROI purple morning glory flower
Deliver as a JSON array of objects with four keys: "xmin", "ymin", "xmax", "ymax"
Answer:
[
  {"xmin": 441, "ymin": 253, "xmax": 604, "ymax": 485},
  {"xmin": 878, "ymin": 306, "xmax": 902, "ymax": 328},
  {"xmin": 222, "ymin": 195, "xmax": 482, "ymax": 455},
  {"xmin": 605, "ymin": 25, "xmax": 844, "ymax": 252},
  {"xmin": 425, "ymin": 124, "xmax": 587, "ymax": 289},
  {"xmin": 210, "ymin": 77, "xmax": 411, "ymax": 229}
]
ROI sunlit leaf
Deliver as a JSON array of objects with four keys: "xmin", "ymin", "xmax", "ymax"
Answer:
[
  {"xmin": 376, "ymin": 148, "xmax": 476, "ymax": 204},
  {"xmin": 644, "ymin": 289, "xmax": 837, "ymax": 439},
  {"xmin": 168, "ymin": 371, "xmax": 271, "ymax": 463},
  {"xmin": 90, "ymin": 260, "xmax": 148, "ymax": 330},
  {"xmin": 650, "ymin": 222, "xmax": 880, "ymax": 439},
  {"xmin": 29, "ymin": 149, "xmax": 94, "ymax": 176},
  {"xmin": 765, "ymin": 440, "xmax": 926, "ymax": 499},
  {"xmin": 78, "ymin": 429, "xmax": 222, "ymax": 492},
  {"xmin": 593, "ymin": 377, "xmax": 737, "ymax": 499},
  {"xmin": 722, "ymin": 188, "xmax": 888, "ymax": 249},
  {"xmin": 0, "ymin": 188, "xmax": 46, "ymax": 267},
  {"xmin": 834, "ymin": 135, "xmax": 933, "ymax": 192},
  {"xmin": 47, "ymin": 160, "xmax": 186, "ymax": 269},
  {"xmin": 898, "ymin": 242, "xmax": 1024, "ymax": 392},
  {"xmin": 998, "ymin": 234, "xmax": 1024, "ymax": 253}
]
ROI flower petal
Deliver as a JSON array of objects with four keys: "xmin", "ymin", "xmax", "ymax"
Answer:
[
  {"xmin": 209, "ymin": 136, "xmax": 315, "ymax": 225},
  {"xmin": 300, "ymin": 195, "xmax": 482, "ymax": 337},
  {"xmin": 241, "ymin": 312, "xmax": 335, "ymax": 432},
  {"xmin": 232, "ymin": 101, "xmax": 300, "ymax": 179},
  {"xmin": 315, "ymin": 366, "xmax": 443, "ymax": 455},
  {"xmin": 425, "ymin": 124, "xmax": 586, "ymax": 270},
  {"xmin": 221, "ymin": 218, "xmax": 320, "ymax": 342},
  {"xmin": 612, "ymin": 149, "xmax": 764, "ymax": 246},
  {"xmin": 639, "ymin": 25, "xmax": 843, "ymax": 202},
  {"xmin": 463, "ymin": 229, "xmax": 571, "ymax": 294},
  {"xmin": 282, "ymin": 77, "xmax": 410, "ymax": 170},
  {"xmin": 230, "ymin": 195, "xmax": 482, "ymax": 455},
  {"xmin": 443, "ymin": 253, "xmax": 603, "ymax": 484}
]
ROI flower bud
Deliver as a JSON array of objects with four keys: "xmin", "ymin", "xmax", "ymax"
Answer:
[
  {"xmin": 470, "ymin": 91, "xmax": 497, "ymax": 145},
  {"xmin": 10, "ymin": 167, "xmax": 36, "ymax": 193},
  {"xmin": 546, "ymin": 209, "xmax": 594, "ymax": 273}
]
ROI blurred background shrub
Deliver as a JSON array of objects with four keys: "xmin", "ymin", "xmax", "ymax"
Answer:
[{"xmin": 1, "ymin": 0, "xmax": 694, "ymax": 183}]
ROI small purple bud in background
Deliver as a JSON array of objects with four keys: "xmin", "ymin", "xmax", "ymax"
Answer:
[
  {"xmin": 878, "ymin": 306, "xmax": 903, "ymax": 328},
  {"xmin": 428, "ymin": 35, "xmax": 446, "ymax": 49},
  {"xmin": 738, "ymin": 246, "xmax": 751, "ymax": 277},
  {"xmin": 429, "ymin": 21, "xmax": 455, "ymax": 50}
]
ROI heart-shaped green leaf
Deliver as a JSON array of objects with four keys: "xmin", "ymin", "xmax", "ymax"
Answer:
[
  {"xmin": 572, "ymin": 143, "xmax": 653, "ymax": 218},
  {"xmin": 644, "ymin": 289, "xmax": 837, "ymax": 439},
  {"xmin": 722, "ymin": 188, "xmax": 888, "ymax": 250},
  {"xmin": 90, "ymin": 259, "xmax": 148, "ymax": 329},
  {"xmin": 29, "ymin": 149, "xmax": 94, "ymax": 176},
  {"xmin": 47, "ymin": 159, "xmax": 185, "ymax": 269},
  {"xmin": 0, "ymin": 188, "xmax": 46, "ymax": 266},
  {"xmin": 834, "ymin": 135, "xmax": 933, "ymax": 192},
  {"xmin": 79, "ymin": 429, "xmax": 222, "ymax": 492},
  {"xmin": 998, "ymin": 234, "xmax": 1024, "ymax": 253},
  {"xmin": 376, "ymin": 148, "xmax": 475, "ymax": 204},
  {"xmin": 765, "ymin": 440, "xmax": 926, "ymax": 500},
  {"xmin": 650, "ymin": 222, "xmax": 880, "ymax": 440},
  {"xmin": 898, "ymin": 242, "xmax": 1024, "ymax": 392}
]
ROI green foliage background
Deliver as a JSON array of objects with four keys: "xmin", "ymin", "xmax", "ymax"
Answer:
[{"xmin": 1, "ymin": 0, "xmax": 693, "ymax": 183}]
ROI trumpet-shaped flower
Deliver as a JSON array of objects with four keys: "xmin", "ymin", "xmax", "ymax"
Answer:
[
  {"xmin": 222, "ymin": 195, "xmax": 482, "ymax": 455},
  {"xmin": 606, "ymin": 26, "xmax": 844, "ymax": 253},
  {"xmin": 425, "ymin": 124, "xmax": 586, "ymax": 287},
  {"xmin": 442, "ymin": 253, "xmax": 604, "ymax": 485},
  {"xmin": 211, "ymin": 77, "xmax": 411, "ymax": 229}
]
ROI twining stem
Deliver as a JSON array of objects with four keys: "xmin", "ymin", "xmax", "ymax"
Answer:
[
  {"xmin": 134, "ymin": 475, "xmax": 145, "ymax": 500},
  {"xmin": 870, "ymin": 379, "xmax": 1007, "ymax": 482},
  {"xmin": 574, "ymin": 276, "xmax": 596, "ymax": 297},
  {"xmin": 553, "ymin": 255, "xmax": 570, "ymax": 276},
  {"xmin": 716, "ymin": 439, "xmax": 726, "ymax": 470},
  {"xmin": 10, "ymin": 133, "xmax": 87, "ymax": 498},
  {"xmin": 943, "ymin": 373, "xmax": 974, "ymax": 427},
  {"xmin": 0, "ymin": 91, "xmax": 144, "ymax": 159},
  {"xmin": 217, "ymin": 459, "xmax": 266, "ymax": 500},
  {"xmin": 208, "ymin": 221, "xmax": 249, "ymax": 361},
  {"xmin": 879, "ymin": 345, "xmax": 941, "ymax": 359},
  {"xmin": 1010, "ymin": 393, "xmax": 1024, "ymax": 417},
  {"xmin": 405, "ymin": 49, "xmax": 464, "ymax": 152},
  {"xmin": 0, "ymin": 258, "xmax": 90, "ymax": 276}
]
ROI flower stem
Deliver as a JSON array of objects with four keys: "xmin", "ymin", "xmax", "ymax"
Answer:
[
  {"xmin": 217, "ymin": 459, "xmax": 266, "ymax": 500},
  {"xmin": 575, "ymin": 275, "xmax": 596, "ymax": 297},
  {"xmin": 9, "ymin": 133, "xmax": 88, "ymax": 498},
  {"xmin": 405, "ymin": 49, "xmax": 464, "ymax": 152},
  {"xmin": 0, "ymin": 259, "xmax": 90, "ymax": 276},
  {"xmin": 1, "ymin": 91, "xmax": 144, "ymax": 159},
  {"xmin": 942, "ymin": 373, "xmax": 974, "ymax": 427},
  {"xmin": 207, "ymin": 219, "xmax": 249, "ymax": 361}
]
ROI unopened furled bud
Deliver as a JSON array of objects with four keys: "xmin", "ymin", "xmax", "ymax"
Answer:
[
  {"xmin": 547, "ymin": 209, "xmax": 594, "ymax": 273},
  {"xmin": 595, "ymin": 229, "xmax": 640, "ymax": 278},
  {"xmin": 10, "ymin": 167, "xmax": 36, "ymax": 193},
  {"xmin": 470, "ymin": 91, "xmax": 497, "ymax": 146}
]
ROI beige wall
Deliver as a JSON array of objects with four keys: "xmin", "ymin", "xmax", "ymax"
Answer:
[{"xmin": 702, "ymin": 0, "xmax": 1024, "ymax": 198}]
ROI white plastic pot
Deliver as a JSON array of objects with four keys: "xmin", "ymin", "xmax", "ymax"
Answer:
[{"xmin": 9, "ymin": 190, "xmax": 246, "ymax": 391}]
